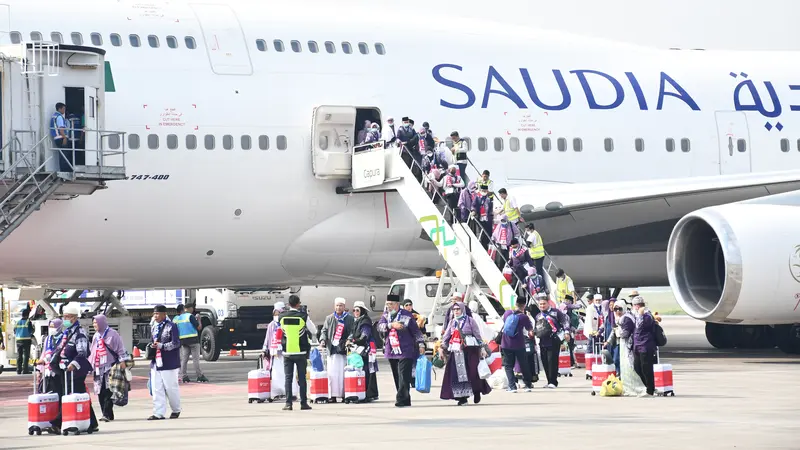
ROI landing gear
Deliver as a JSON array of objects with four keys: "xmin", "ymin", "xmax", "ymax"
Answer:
[
  {"xmin": 705, "ymin": 323, "xmax": 776, "ymax": 349},
  {"xmin": 775, "ymin": 324, "xmax": 800, "ymax": 354}
]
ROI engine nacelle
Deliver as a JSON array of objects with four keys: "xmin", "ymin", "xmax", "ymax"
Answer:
[{"xmin": 667, "ymin": 203, "xmax": 800, "ymax": 325}]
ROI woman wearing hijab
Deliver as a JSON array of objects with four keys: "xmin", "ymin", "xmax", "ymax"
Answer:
[
  {"xmin": 90, "ymin": 314, "xmax": 128, "ymax": 422},
  {"xmin": 262, "ymin": 302, "xmax": 299, "ymax": 400},
  {"xmin": 616, "ymin": 300, "xmax": 646, "ymax": 396},
  {"xmin": 347, "ymin": 301, "xmax": 379, "ymax": 402},
  {"xmin": 37, "ymin": 319, "xmax": 65, "ymax": 395},
  {"xmin": 439, "ymin": 302, "xmax": 491, "ymax": 405}
]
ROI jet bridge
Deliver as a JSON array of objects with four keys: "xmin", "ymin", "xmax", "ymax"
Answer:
[
  {"xmin": 342, "ymin": 138, "xmax": 564, "ymax": 323},
  {"xmin": 0, "ymin": 42, "xmax": 126, "ymax": 245}
]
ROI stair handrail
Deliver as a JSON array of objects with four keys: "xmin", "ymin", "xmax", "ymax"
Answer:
[
  {"xmin": 0, "ymin": 137, "xmax": 32, "ymax": 182},
  {"xmin": 395, "ymin": 144, "xmax": 538, "ymax": 306}
]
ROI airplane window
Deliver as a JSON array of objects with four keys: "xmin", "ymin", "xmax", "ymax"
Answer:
[
  {"xmin": 680, "ymin": 138, "xmax": 691, "ymax": 152},
  {"xmin": 167, "ymin": 134, "xmax": 178, "ymax": 150},
  {"xmin": 604, "ymin": 138, "xmax": 614, "ymax": 152},
  {"xmin": 204, "ymin": 134, "xmax": 215, "ymax": 150},
  {"xmin": 10, "ymin": 32, "xmax": 21, "ymax": 44},
  {"xmin": 780, "ymin": 138, "xmax": 790, "ymax": 153},
  {"xmin": 737, "ymin": 139, "xmax": 746, "ymax": 153},
  {"xmin": 493, "ymin": 137, "xmax": 504, "ymax": 152},
  {"xmin": 129, "ymin": 34, "xmax": 141, "ymax": 47},
  {"xmin": 375, "ymin": 43, "xmax": 386, "ymax": 55},
  {"xmin": 166, "ymin": 35, "xmax": 178, "ymax": 49},
  {"xmin": 308, "ymin": 41, "xmax": 319, "ymax": 53},
  {"xmin": 542, "ymin": 137, "xmax": 551, "ymax": 152},
  {"xmin": 148, "ymin": 35, "xmax": 159, "ymax": 48},
  {"xmin": 277, "ymin": 135, "xmax": 287, "ymax": 150},
  {"xmin": 324, "ymin": 41, "xmax": 336, "ymax": 53},
  {"xmin": 128, "ymin": 134, "xmax": 140, "ymax": 150},
  {"xmin": 91, "ymin": 33, "xmax": 103, "ymax": 46},
  {"xmin": 478, "ymin": 137, "xmax": 487, "ymax": 152},
  {"xmin": 185, "ymin": 36, "xmax": 196, "ymax": 49},
  {"xmin": 666, "ymin": 138, "xmax": 675, "ymax": 152},
  {"xmin": 71, "ymin": 32, "xmax": 83, "ymax": 45},
  {"xmin": 241, "ymin": 135, "xmax": 252, "ymax": 150},
  {"xmin": 186, "ymin": 134, "xmax": 197, "ymax": 150},
  {"xmin": 342, "ymin": 42, "xmax": 352, "ymax": 54},
  {"xmin": 291, "ymin": 40, "xmax": 301, "ymax": 52},
  {"xmin": 572, "ymin": 138, "xmax": 583, "ymax": 152},
  {"xmin": 51, "ymin": 32, "xmax": 63, "ymax": 44},
  {"xmin": 110, "ymin": 33, "xmax": 122, "ymax": 47},
  {"xmin": 635, "ymin": 138, "xmax": 645, "ymax": 152},
  {"xmin": 525, "ymin": 137, "xmax": 535, "ymax": 152},
  {"xmin": 108, "ymin": 134, "xmax": 120, "ymax": 150},
  {"xmin": 358, "ymin": 42, "xmax": 369, "ymax": 54},
  {"xmin": 147, "ymin": 134, "xmax": 159, "ymax": 149},
  {"xmin": 223, "ymin": 135, "xmax": 234, "ymax": 150},
  {"xmin": 274, "ymin": 40, "xmax": 285, "ymax": 52},
  {"xmin": 510, "ymin": 137, "xmax": 520, "ymax": 152},
  {"xmin": 255, "ymin": 39, "xmax": 266, "ymax": 52},
  {"xmin": 258, "ymin": 135, "xmax": 269, "ymax": 150},
  {"xmin": 30, "ymin": 32, "xmax": 42, "ymax": 41},
  {"xmin": 557, "ymin": 137, "xmax": 567, "ymax": 152},
  {"xmin": 319, "ymin": 135, "xmax": 329, "ymax": 150}
]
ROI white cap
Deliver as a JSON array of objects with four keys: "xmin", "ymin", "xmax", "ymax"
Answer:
[
  {"xmin": 274, "ymin": 301, "xmax": 285, "ymax": 311},
  {"xmin": 63, "ymin": 303, "xmax": 81, "ymax": 316},
  {"xmin": 353, "ymin": 301, "xmax": 367, "ymax": 310},
  {"xmin": 451, "ymin": 291, "xmax": 463, "ymax": 299},
  {"xmin": 593, "ymin": 294, "xmax": 603, "ymax": 300},
  {"xmin": 537, "ymin": 292, "xmax": 548, "ymax": 299},
  {"xmin": 334, "ymin": 297, "xmax": 346, "ymax": 306}
]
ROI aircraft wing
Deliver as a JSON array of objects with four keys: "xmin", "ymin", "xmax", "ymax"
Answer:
[{"xmin": 510, "ymin": 170, "xmax": 800, "ymax": 247}]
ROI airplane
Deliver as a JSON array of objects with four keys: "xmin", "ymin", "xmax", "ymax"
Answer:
[{"xmin": 0, "ymin": 0, "xmax": 798, "ymax": 354}]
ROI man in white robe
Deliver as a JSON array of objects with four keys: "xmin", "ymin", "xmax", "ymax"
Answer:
[{"xmin": 319, "ymin": 297, "xmax": 354, "ymax": 403}]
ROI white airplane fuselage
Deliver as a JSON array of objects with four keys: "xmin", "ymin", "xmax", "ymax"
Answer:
[{"xmin": 0, "ymin": 0, "xmax": 799, "ymax": 290}]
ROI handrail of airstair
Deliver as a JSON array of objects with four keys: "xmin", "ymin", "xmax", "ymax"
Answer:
[
  {"xmin": 0, "ymin": 155, "xmax": 56, "ymax": 225},
  {"xmin": 397, "ymin": 145, "xmax": 539, "ymax": 307},
  {"xmin": 0, "ymin": 137, "xmax": 32, "ymax": 182},
  {"xmin": 52, "ymin": 127, "xmax": 127, "ymax": 173}
]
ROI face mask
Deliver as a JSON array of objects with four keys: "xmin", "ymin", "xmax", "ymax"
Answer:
[
  {"xmin": 63, "ymin": 319, "xmax": 72, "ymax": 328},
  {"xmin": 402, "ymin": 123, "xmax": 409, "ymax": 128},
  {"xmin": 501, "ymin": 219, "xmax": 508, "ymax": 224},
  {"xmin": 48, "ymin": 327, "xmax": 59, "ymax": 336}
]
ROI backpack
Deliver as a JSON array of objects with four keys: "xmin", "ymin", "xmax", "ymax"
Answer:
[
  {"xmin": 534, "ymin": 317, "xmax": 554, "ymax": 339},
  {"xmin": 503, "ymin": 312, "xmax": 521, "ymax": 338},
  {"xmin": 654, "ymin": 320, "xmax": 667, "ymax": 347}
]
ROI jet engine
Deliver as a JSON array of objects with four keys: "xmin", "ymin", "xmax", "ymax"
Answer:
[{"xmin": 666, "ymin": 203, "xmax": 800, "ymax": 325}]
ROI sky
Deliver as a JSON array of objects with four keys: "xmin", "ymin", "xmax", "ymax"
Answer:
[{"xmin": 426, "ymin": 0, "xmax": 800, "ymax": 51}]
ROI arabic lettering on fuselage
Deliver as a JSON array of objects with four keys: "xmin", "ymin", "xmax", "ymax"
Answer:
[{"xmin": 431, "ymin": 64, "xmax": 701, "ymax": 111}]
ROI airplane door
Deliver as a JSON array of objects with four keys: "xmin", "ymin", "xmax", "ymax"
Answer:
[
  {"xmin": 715, "ymin": 111, "xmax": 752, "ymax": 175},
  {"xmin": 84, "ymin": 86, "xmax": 98, "ymax": 166},
  {"xmin": 189, "ymin": 3, "xmax": 253, "ymax": 76},
  {"xmin": 311, "ymin": 105, "xmax": 354, "ymax": 179}
]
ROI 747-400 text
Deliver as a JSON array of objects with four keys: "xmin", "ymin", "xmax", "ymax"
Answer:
[{"xmin": 125, "ymin": 174, "xmax": 170, "ymax": 180}]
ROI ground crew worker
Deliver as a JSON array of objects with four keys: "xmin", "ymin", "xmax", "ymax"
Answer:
[
  {"xmin": 555, "ymin": 269, "xmax": 576, "ymax": 304},
  {"xmin": 174, "ymin": 304, "xmax": 207, "ymax": 383},
  {"xmin": 525, "ymin": 223, "xmax": 546, "ymax": 280},
  {"xmin": 450, "ymin": 131, "xmax": 468, "ymax": 183},
  {"xmin": 476, "ymin": 170, "xmax": 494, "ymax": 198},
  {"xmin": 277, "ymin": 295, "xmax": 314, "ymax": 411},
  {"xmin": 497, "ymin": 188, "xmax": 523, "ymax": 225},
  {"xmin": 15, "ymin": 308, "xmax": 34, "ymax": 374},
  {"xmin": 50, "ymin": 102, "xmax": 73, "ymax": 172}
]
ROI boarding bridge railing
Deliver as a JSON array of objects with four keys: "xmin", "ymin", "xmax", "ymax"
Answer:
[{"xmin": 40, "ymin": 127, "xmax": 127, "ymax": 180}]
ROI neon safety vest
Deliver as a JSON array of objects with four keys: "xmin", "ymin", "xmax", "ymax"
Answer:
[
  {"xmin": 556, "ymin": 276, "xmax": 573, "ymax": 303},
  {"xmin": 529, "ymin": 230, "xmax": 545, "ymax": 259},
  {"xmin": 280, "ymin": 311, "xmax": 309, "ymax": 356},
  {"xmin": 14, "ymin": 319, "xmax": 32, "ymax": 341},
  {"xmin": 503, "ymin": 197, "xmax": 520, "ymax": 222},
  {"xmin": 173, "ymin": 313, "xmax": 198, "ymax": 339}
]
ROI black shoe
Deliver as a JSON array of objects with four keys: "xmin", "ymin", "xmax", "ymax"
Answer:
[
  {"xmin": 197, "ymin": 375, "xmax": 208, "ymax": 383},
  {"xmin": 147, "ymin": 415, "xmax": 165, "ymax": 420},
  {"xmin": 169, "ymin": 412, "xmax": 180, "ymax": 419},
  {"xmin": 283, "ymin": 404, "xmax": 293, "ymax": 411},
  {"xmin": 474, "ymin": 393, "xmax": 481, "ymax": 404},
  {"xmin": 300, "ymin": 403, "xmax": 312, "ymax": 411},
  {"xmin": 100, "ymin": 417, "xmax": 110, "ymax": 423},
  {"xmin": 329, "ymin": 397, "xmax": 337, "ymax": 404},
  {"xmin": 182, "ymin": 376, "xmax": 190, "ymax": 383},
  {"xmin": 457, "ymin": 398, "xmax": 468, "ymax": 406},
  {"xmin": 90, "ymin": 427, "xmax": 100, "ymax": 433}
]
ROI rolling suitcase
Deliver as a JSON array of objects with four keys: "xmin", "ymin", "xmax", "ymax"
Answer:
[
  {"xmin": 653, "ymin": 349, "xmax": 675, "ymax": 397},
  {"xmin": 309, "ymin": 370, "xmax": 329, "ymax": 403},
  {"xmin": 557, "ymin": 344, "xmax": 572, "ymax": 377},
  {"xmin": 247, "ymin": 356, "xmax": 272, "ymax": 403},
  {"xmin": 590, "ymin": 343, "xmax": 615, "ymax": 396},
  {"xmin": 61, "ymin": 372, "xmax": 92, "ymax": 435},
  {"xmin": 574, "ymin": 345, "xmax": 586, "ymax": 368},
  {"xmin": 343, "ymin": 369, "xmax": 366, "ymax": 403},
  {"xmin": 27, "ymin": 371, "xmax": 59, "ymax": 435}
]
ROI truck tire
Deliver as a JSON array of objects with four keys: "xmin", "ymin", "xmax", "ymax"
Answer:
[{"xmin": 200, "ymin": 326, "xmax": 221, "ymax": 362}]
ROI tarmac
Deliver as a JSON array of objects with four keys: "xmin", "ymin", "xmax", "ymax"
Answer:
[{"xmin": 0, "ymin": 316, "xmax": 798, "ymax": 449}]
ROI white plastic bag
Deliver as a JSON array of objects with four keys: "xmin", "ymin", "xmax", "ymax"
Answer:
[
  {"xmin": 488, "ymin": 370, "xmax": 508, "ymax": 389},
  {"xmin": 477, "ymin": 358, "xmax": 492, "ymax": 380}
]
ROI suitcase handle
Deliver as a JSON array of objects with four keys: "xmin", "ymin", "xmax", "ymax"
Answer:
[{"xmin": 64, "ymin": 370, "xmax": 75, "ymax": 395}]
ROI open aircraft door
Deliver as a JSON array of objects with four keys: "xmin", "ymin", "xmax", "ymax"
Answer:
[
  {"xmin": 311, "ymin": 105, "xmax": 355, "ymax": 179},
  {"xmin": 715, "ymin": 111, "xmax": 752, "ymax": 175}
]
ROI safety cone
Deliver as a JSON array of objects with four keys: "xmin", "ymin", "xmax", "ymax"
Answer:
[
  {"xmin": 229, "ymin": 349, "xmax": 238, "ymax": 357},
  {"xmin": 133, "ymin": 347, "xmax": 141, "ymax": 358}
]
